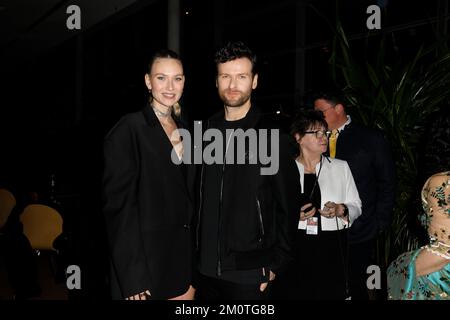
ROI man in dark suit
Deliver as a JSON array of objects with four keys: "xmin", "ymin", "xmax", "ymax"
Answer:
[{"xmin": 313, "ymin": 91, "xmax": 396, "ymax": 300}]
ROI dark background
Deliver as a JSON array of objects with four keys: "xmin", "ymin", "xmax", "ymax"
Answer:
[{"xmin": 0, "ymin": 0, "xmax": 448, "ymax": 299}]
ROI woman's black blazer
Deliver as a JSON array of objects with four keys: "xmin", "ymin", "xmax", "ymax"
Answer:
[{"xmin": 103, "ymin": 103, "xmax": 195, "ymax": 299}]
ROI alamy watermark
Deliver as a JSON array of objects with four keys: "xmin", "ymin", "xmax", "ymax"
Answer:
[
  {"xmin": 172, "ymin": 121, "xmax": 280, "ymax": 176},
  {"xmin": 366, "ymin": 264, "xmax": 381, "ymax": 290},
  {"xmin": 66, "ymin": 265, "xmax": 81, "ymax": 290},
  {"xmin": 66, "ymin": 5, "xmax": 81, "ymax": 30},
  {"xmin": 366, "ymin": 5, "xmax": 381, "ymax": 30},
  {"xmin": 63, "ymin": 263, "xmax": 382, "ymax": 292}
]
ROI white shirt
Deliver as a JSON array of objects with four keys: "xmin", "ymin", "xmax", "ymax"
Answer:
[
  {"xmin": 337, "ymin": 115, "xmax": 352, "ymax": 133},
  {"xmin": 296, "ymin": 156, "xmax": 362, "ymax": 231}
]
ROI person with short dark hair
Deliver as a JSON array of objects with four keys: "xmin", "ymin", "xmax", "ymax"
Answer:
[
  {"xmin": 275, "ymin": 109, "xmax": 361, "ymax": 300},
  {"xmin": 194, "ymin": 41, "xmax": 300, "ymax": 300}
]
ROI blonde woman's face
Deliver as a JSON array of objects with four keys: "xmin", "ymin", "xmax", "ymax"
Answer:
[{"xmin": 145, "ymin": 58, "xmax": 185, "ymax": 109}]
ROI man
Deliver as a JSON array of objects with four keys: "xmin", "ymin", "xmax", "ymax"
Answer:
[
  {"xmin": 195, "ymin": 41, "xmax": 300, "ymax": 300},
  {"xmin": 313, "ymin": 91, "xmax": 396, "ymax": 300}
]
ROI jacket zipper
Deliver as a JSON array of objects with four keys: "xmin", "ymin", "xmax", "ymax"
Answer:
[
  {"xmin": 257, "ymin": 199, "xmax": 265, "ymax": 280},
  {"xmin": 217, "ymin": 164, "xmax": 225, "ymax": 276},
  {"xmin": 256, "ymin": 198, "xmax": 265, "ymax": 240},
  {"xmin": 216, "ymin": 128, "xmax": 236, "ymax": 276},
  {"xmin": 195, "ymin": 163, "xmax": 204, "ymax": 250}
]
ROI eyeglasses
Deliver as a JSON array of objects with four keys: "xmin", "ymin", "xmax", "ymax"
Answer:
[
  {"xmin": 316, "ymin": 104, "xmax": 336, "ymax": 115},
  {"xmin": 304, "ymin": 130, "xmax": 331, "ymax": 139}
]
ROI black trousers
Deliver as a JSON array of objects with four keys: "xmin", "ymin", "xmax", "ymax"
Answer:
[
  {"xmin": 272, "ymin": 228, "xmax": 349, "ymax": 300},
  {"xmin": 195, "ymin": 273, "xmax": 270, "ymax": 300},
  {"xmin": 348, "ymin": 239, "xmax": 374, "ymax": 300}
]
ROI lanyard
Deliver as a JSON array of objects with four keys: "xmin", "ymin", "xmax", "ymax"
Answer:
[{"xmin": 307, "ymin": 155, "xmax": 324, "ymax": 200}]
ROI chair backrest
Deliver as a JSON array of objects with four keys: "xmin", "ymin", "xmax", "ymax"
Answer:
[
  {"xmin": 0, "ymin": 188, "xmax": 16, "ymax": 228},
  {"xmin": 20, "ymin": 204, "xmax": 63, "ymax": 251}
]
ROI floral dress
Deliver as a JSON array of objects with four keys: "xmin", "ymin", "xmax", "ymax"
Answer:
[{"xmin": 387, "ymin": 171, "xmax": 450, "ymax": 300}]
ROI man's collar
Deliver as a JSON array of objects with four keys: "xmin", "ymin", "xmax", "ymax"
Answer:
[{"xmin": 336, "ymin": 115, "xmax": 351, "ymax": 132}]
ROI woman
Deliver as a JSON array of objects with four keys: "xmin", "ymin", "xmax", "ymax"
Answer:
[
  {"xmin": 282, "ymin": 110, "xmax": 361, "ymax": 299},
  {"xmin": 387, "ymin": 171, "xmax": 449, "ymax": 300},
  {"xmin": 103, "ymin": 50, "xmax": 195, "ymax": 300}
]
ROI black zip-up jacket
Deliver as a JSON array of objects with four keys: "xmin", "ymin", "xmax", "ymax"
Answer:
[{"xmin": 195, "ymin": 106, "xmax": 301, "ymax": 276}]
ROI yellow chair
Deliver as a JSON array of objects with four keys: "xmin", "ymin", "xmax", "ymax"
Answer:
[
  {"xmin": 19, "ymin": 204, "xmax": 67, "ymax": 299},
  {"xmin": 20, "ymin": 204, "xmax": 63, "ymax": 252},
  {"xmin": 0, "ymin": 188, "xmax": 16, "ymax": 229}
]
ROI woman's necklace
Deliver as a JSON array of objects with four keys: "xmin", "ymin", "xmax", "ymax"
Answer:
[
  {"xmin": 423, "ymin": 238, "xmax": 450, "ymax": 260},
  {"xmin": 152, "ymin": 104, "xmax": 171, "ymax": 117}
]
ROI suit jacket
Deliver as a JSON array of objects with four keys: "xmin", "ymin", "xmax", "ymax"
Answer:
[
  {"xmin": 334, "ymin": 122, "xmax": 396, "ymax": 244},
  {"xmin": 102, "ymin": 103, "xmax": 196, "ymax": 299}
]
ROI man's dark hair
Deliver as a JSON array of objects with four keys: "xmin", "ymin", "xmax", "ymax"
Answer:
[
  {"xmin": 312, "ymin": 90, "xmax": 345, "ymax": 107},
  {"xmin": 214, "ymin": 41, "xmax": 257, "ymax": 75}
]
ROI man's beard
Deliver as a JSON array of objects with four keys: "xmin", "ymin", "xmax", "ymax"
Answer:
[{"xmin": 219, "ymin": 90, "xmax": 251, "ymax": 108}]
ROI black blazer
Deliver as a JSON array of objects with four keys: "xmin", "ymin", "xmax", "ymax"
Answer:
[
  {"xmin": 334, "ymin": 122, "xmax": 396, "ymax": 244},
  {"xmin": 102, "ymin": 103, "xmax": 195, "ymax": 299}
]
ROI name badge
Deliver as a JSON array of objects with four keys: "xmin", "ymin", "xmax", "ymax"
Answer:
[{"xmin": 306, "ymin": 217, "xmax": 318, "ymax": 235}]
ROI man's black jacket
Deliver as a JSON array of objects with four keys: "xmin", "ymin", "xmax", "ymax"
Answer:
[
  {"xmin": 335, "ymin": 121, "xmax": 396, "ymax": 244},
  {"xmin": 195, "ymin": 106, "xmax": 301, "ymax": 276}
]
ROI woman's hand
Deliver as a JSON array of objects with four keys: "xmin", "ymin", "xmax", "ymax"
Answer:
[
  {"xmin": 299, "ymin": 203, "xmax": 316, "ymax": 221},
  {"xmin": 319, "ymin": 201, "xmax": 346, "ymax": 218},
  {"xmin": 169, "ymin": 285, "xmax": 195, "ymax": 300},
  {"xmin": 125, "ymin": 290, "xmax": 151, "ymax": 300}
]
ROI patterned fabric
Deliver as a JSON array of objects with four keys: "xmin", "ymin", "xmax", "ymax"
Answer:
[
  {"xmin": 387, "ymin": 250, "xmax": 450, "ymax": 300},
  {"xmin": 387, "ymin": 171, "xmax": 450, "ymax": 300},
  {"xmin": 421, "ymin": 171, "xmax": 450, "ymax": 257}
]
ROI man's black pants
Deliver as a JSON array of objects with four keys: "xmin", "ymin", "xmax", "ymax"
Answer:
[{"xmin": 195, "ymin": 273, "xmax": 270, "ymax": 300}]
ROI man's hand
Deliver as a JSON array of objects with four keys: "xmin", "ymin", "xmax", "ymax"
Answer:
[{"xmin": 259, "ymin": 271, "xmax": 276, "ymax": 292}]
